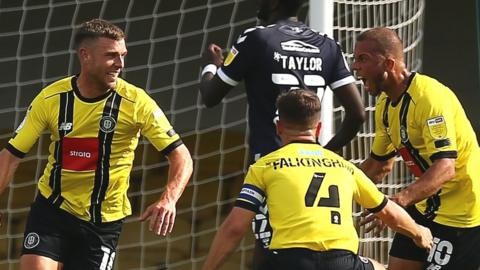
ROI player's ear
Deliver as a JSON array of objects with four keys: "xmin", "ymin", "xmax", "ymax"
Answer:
[
  {"xmin": 78, "ymin": 47, "xmax": 90, "ymax": 63},
  {"xmin": 314, "ymin": 121, "xmax": 322, "ymax": 139},
  {"xmin": 276, "ymin": 120, "xmax": 284, "ymax": 136},
  {"xmin": 384, "ymin": 57, "xmax": 395, "ymax": 72}
]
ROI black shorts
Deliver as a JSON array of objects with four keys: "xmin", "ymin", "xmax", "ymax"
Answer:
[
  {"xmin": 22, "ymin": 195, "xmax": 123, "ymax": 270},
  {"xmin": 269, "ymin": 248, "xmax": 374, "ymax": 270},
  {"xmin": 390, "ymin": 206, "xmax": 480, "ymax": 270}
]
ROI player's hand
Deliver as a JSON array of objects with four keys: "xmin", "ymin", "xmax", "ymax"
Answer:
[
  {"xmin": 358, "ymin": 210, "xmax": 387, "ymax": 236},
  {"xmin": 139, "ymin": 197, "xmax": 176, "ymax": 236},
  {"xmin": 202, "ymin": 43, "xmax": 224, "ymax": 67},
  {"xmin": 413, "ymin": 224, "xmax": 433, "ymax": 251}
]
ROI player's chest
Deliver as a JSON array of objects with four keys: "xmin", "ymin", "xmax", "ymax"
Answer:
[
  {"xmin": 47, "ymin": 94, "xmax": 136, "ymax": 138},
  {"xmin": 383, "ymin": 102, "xmax": 423, "ymax": 149}
]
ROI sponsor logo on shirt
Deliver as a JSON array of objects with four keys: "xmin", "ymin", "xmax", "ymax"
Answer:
[
  {"xmin": 62, "ymin": 137, "xmax": 99, "ymax": 171},
  {"xmin": 280, "ymin": 40, "xmax": 320, "ymax": 53},
  {"xmin": 59, "ymin": 122, "xmax": 73, "ymax": 131}
]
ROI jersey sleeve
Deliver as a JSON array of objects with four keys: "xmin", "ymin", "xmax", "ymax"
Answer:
[
  {"xmin": 7, "ymin": 92, "xmax": 49, "ymax": 157},
  {"xmin": 137, "ymin": 92, "xmax": 183, "ymax": 156},
  {"xmin": 217, "ymin": 27, "xmax": 261, "ymax": 86},
  {"xmin": 352, "ymin": 166, "xmax": 388, "ymax": 212},
  {"xmin": 328, "ymin": 41, "xmax": 356, "ymax": 90},
  {"xmin": 234, "ymin": 162, "xmax": 266, "ymax": 212},
  {"xmin": 371, "ymin": 94, "xmax": 398, "ymax": 160},
  {"xmin": 416, "ymin": 93, "xmax": 458, "ymax": 161}
]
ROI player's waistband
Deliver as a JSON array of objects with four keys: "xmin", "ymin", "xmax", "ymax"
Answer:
[
  {"xmin": 270, "ymin": 248, "xmax": 355, "ymax": 258},
  {"xmin": 34, "ymin": 194, "xmax": 124, "ymax": 226}
]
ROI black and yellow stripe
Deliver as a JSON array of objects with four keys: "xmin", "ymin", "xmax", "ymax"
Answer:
[
  {"xmin": 48, "ymin": 90, "xmax": 74, "ymax": 207},
  {"xmin": 90, "ymin": 92, "xmax": 122, "ymax": 223}
]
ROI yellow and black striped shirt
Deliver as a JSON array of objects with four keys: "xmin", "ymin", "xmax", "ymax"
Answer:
[
  {"xmin": 372, "ymin": 73, "xmax": 480, "ymax": 227},
  {"xmin": 7, "ymin": 76, "xmax": 182, "ymax": 223}
]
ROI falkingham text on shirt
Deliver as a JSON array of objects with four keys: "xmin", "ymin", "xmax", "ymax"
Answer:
[{"xmin": 267, "ymin": 157, "xmax": 354, "ymax": 174}]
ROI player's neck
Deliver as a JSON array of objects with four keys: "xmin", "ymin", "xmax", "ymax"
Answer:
[
  {"xmin": 76, "ymin": 73, "xmax": 113, "ymax": 99},
  {"xmin": 265, "ymin": 14, "xmax": 298, "ymax": 25},
  {"xmin": 386, "ymin": 69, "xmax": 412, "ymax": 103}
]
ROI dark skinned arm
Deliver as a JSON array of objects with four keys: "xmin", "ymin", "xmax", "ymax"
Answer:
[{"xmin": 324, "ymin": 83, "xmax": 366, "ymax": 151}]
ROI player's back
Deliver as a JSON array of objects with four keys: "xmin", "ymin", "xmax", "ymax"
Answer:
[
  {"xmin": 245, "ymin": 142, "xmax": 385, "ymax": 253},
  {"xmin": 219, "ymin": 20, "xmax": 354, "ymax": 157}
]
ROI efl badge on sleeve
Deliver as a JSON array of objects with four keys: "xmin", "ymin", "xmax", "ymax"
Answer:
[
  {"xmin": 224, "ymin": 47, "xmax": 238, "ymax": 66},
  {"xmin": 427, "ymin": 116, "xmax": 447, "ymax": 139}
]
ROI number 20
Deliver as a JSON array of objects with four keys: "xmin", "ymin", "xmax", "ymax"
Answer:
[{"xmin": 272, "ymin": 73, "xmax": 325, "ymax": 124}]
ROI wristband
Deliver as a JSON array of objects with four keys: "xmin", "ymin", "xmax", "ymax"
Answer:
[{"xmin": 201, "ymin": 64, "xmax": 218, "ymax": 76}]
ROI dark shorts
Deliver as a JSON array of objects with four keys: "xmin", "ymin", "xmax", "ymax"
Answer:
[
  {"xmin": 390, "ymin": 206, "xmax": 480, "ymax": 270},
  {"xmin": 268, "ymin": 248, "xmax": 374, "ymax": 270},
  {"xmin": 22, "ymin": 195, "xmax": 123, "ymax": 270}
]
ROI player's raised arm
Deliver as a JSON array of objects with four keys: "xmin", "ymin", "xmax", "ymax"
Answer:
[{"xmin": 199, "ymin": 44, "xmax": 233, "ymax": 107}]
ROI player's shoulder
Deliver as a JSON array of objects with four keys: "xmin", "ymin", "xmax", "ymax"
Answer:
[
  {"xmin": 114, "ymin": 78, "xmax": 152, "ymax": 103},
  {"xmin": 41, "ymin": 76, "xmax": 76, "ymax": 98},
  {"xmin": 408, "ymin": 72, "xmax": 453, "ymax": 104}
]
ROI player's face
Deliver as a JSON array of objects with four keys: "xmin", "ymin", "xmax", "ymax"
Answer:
[
  {"xmin": 83, "ymin": 37, "xmax": 127, "ymax": 90},
  {"xmin": 352, "ymin": 40, "xmax": 386, "ymax": 97}
]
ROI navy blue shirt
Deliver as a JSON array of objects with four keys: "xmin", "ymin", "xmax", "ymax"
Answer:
[{"xmin": 218, "ymin": 19, "xmax": 355, "ymax": 158}]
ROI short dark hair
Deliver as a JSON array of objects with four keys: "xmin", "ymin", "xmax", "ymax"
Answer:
[
  {"xmin": 276, "ymin": 89, "xmax": 320, "ymax": 129},
  {"xmin": 356, "ymin": 27, "xmax": 404, "ymax": 61},
  {"xmin": 279, "ymin": 0, "xmax": 304, "ymax": 16},
  {"xmin": 73, "ymin": 19, "xmax": 125, "ymax": 50}
]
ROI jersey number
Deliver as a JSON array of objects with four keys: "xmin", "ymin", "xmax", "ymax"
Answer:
[
  {"xmin": 272, "ymin": 73, "xmax": 326, "ymax": 124},
  {"xmin": 304, "ymin": 172, "xmax": 339, "ymax": 207}
]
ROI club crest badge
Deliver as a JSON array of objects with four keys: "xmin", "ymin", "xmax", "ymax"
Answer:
[
  {"xmin": 400, "ymin": 125, "xmax": 408, "ymax": 143},
  {"xmin": 100, "ymin": 116, "xmax": 116, "ymax": 133},
  {"xmin": 24, "ymin": 232, "xmax": 40, "ymax": 249}
]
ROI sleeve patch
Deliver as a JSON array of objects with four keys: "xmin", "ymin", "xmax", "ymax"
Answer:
[
  {"xmin": 153, "ymin": 109, "xmax": 164, "ymax": 120},
  {"xmin": 166, "ymin": 129, "xmax": 177, "ymax": 137},
  {"xmin": 427, "ymin": 116, "xmax": 447, "ymax": 139},
  {"xmin": 224, "ymin": 47, "xmax": 238, "ymax": 66},
  {"xmin": 434, "ymin": 138, "xmax": 451, "ymax": 148}
]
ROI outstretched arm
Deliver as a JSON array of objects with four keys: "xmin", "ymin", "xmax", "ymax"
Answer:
[
  {"xmin": 324, "ymin": 83, "xmax": 365, "ymax": 151},
  {"xmin": 374, "ymin": 199, "xmax": 433, "ymax": 250},
  {"xmin": 390, "ymin": 158, "xmax": 455, "ymax": 207},
  {"xmin": 140, "ymin": 144, "xmax": 193, "ymax": 235},
  {"xmin": 199, "ymin": 44, "xmax": 234, "ymax": 107},
  {"xmin": 202, "ymin": 207, "xmax": 255, "ymax": 270}
]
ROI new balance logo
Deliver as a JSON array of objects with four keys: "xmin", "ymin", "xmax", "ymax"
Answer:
[
  {"xmin": 281, "ymin": 40, "xmax": 320, "ymax": 53},
  {"xmin": 59, "ymin": 122, "xmax": 72, "ymax": 131}
]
